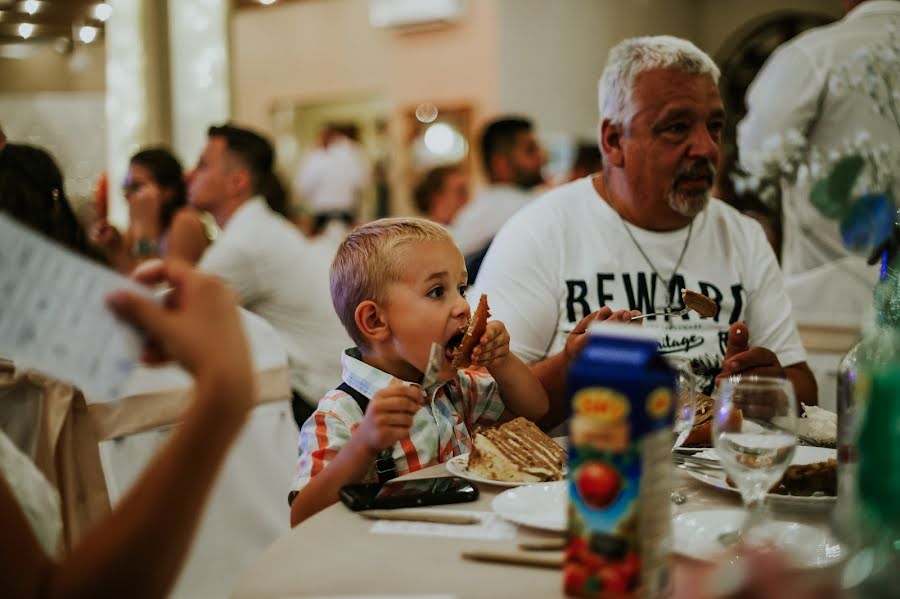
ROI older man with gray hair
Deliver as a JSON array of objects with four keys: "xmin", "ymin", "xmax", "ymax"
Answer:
[{"xmin": 474, "ymin": 35, "xmax": 816, "ymax": 428}]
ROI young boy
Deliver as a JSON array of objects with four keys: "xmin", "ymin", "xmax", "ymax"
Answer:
[{"xmin": 289, "ymin": 218, "xmax": 549, "ymax": 526}]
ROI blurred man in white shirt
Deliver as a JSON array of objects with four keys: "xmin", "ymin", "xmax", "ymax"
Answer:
[
  {"xmin": 294, "ymin": 124, "xmax": 371, "ymax": 235},
  {"xmin": 450, "ymin": 117, "xmax": 546, "ymax": 281},
  {"xmin": 189, "ymin": 124, "xmax": 352, "ymax": 428}
]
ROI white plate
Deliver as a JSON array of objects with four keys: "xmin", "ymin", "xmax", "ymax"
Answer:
[
  {"xmin": 491, "ymin": 481, "xmax": 568, "ymax": 531},
  {"xmin": 672, "ymin": 509, "xmax": 844, "ymax": 569},
  {"xmin": 694, "ymin": 445, "xmax": 835, "ymax": 465},
  {"xmin": 684, "ymin": 446, "xmax": 837, "ymax": 509},
  {"xmin": 445, "ymin": 454, "xmax": 566, "ymax": 488}
]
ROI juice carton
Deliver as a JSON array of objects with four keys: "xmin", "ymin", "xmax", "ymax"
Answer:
[{"xmin": 564, "ymin": 325, "xmax": 675, "ymax": 598}]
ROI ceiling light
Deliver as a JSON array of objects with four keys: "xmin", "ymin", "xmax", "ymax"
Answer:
[
  {"xmin": 93, "ymin": 3, "xmax": 112, "ymax": 21},
  {"xmin": 78, "ymin": 25, "xmax": 98, "ymax": 44},
  {"xmin": 23, "ymin": 0, "xmax": 39, "ymax": 15},
  {"xmin": 18, "ymin": 22, "xmax": 34, "ymax": 39},
  {"xmin": 259, "ymin": 0, "xmax": 277, "ymax": 5}
]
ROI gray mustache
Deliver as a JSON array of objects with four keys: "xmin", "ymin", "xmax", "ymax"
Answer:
[{"xmin": 675, "ymin": 160, "xmax": 716, "ymax": 182}]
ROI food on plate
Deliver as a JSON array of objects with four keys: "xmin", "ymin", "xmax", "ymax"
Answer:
[
  {"xmin": 681, "ymin": 392, "xmax": 743, "ymax": 447},
  {"xmin": 771, "ymin": 459, "xmax": 837, "ymax": 496},
  {"xmin": 449, "ymin": 293, "xmax": 490, "ymax": 369},
  {"xmin": 681, "ymin": 289, "xmax": 718, "ymax": 318},
  {"xmin": 467, "ymin": 417, "xmax": 566, "ymax": 482},
  {"xmin": 799, "ymin": 403, "xmax": 837, "ymax": 447},
  {"xmin": 727, "ymin": 459, "xmax": 837, "ymax": 496}
]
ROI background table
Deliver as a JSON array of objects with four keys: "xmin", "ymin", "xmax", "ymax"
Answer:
[{"xmin": 232, "ymin": 460, "xmax": 840, "ymax": 599}]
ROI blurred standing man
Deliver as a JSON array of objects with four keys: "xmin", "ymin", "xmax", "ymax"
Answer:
[
  {"xmin": 738, "ymin": 0, "xmax": 900, "ymax": 400},
  {"xmin": 189, "ymin": 124, "xmax": 352, "ymax": 428},
  {"xmin": 450, "ymin": 117, "xmax": 546, "ymax": 280},
  {"xmin": 294, "ymin": 124, "xmax": 371, "ymax": 235},
  {"xmin": 475, "ymin": 36, "xmax": 816, "ymax": 428}
]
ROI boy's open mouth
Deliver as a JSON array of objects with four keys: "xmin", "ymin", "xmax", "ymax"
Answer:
[{"xmin": 444, "ymin": 330, "xmax": 465, "ymax": 362}]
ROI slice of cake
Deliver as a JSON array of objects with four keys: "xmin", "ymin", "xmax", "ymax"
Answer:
[{"xmin": 467, "ymin": 417, "xmax": 566, "ymax": 482}]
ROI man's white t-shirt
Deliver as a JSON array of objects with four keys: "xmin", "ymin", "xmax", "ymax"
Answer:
[
  {"xmin": 474, "ymin": 177, "xmax": 807, "ymax": 379},
  {"xmin": 199, "ymin": 197, "xmax": 352, "ymax": 403}
]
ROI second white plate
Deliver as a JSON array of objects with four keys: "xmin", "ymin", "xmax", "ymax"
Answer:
[
  {"xmin": 491, "ymin": 481, "xmax": 568, "ymax": 531},
  {"xmin": 672, "ymin": 509, "xmax": 844, "ymax": 569},
  {"xmin": 683, "ymin": 447, "xmax": 837, "ymax": 511}
]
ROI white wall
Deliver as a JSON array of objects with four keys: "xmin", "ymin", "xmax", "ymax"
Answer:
[
  {"xmin": 232, "ymin": 0, "xmax": 503, "ymax": 211},
  {"xmin": 497, "ymin": 0, "xmax": 696, "ymax": 143},
  {"xmin": 0, "ymin": 92, "xmax": 106, "ymax": 220},
  {"xmin": 695, "ymin": 0, "xmax": 842, "ymax": 57}
]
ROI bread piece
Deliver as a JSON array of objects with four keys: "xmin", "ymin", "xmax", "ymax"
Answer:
[
  {"xmin": 451, "ymin": 294, "xmax": 490, "ymax": 369},
  {"xmin": 682, "ymin": 289, "xmax": 718, "ymax": 318},
  {"xmin": 727, "ymin": 459, "xmax": 837, "ymax": 496},
  {"xmin": 682, "ymin": 392, "xmax": 742, "ymax": 447}
]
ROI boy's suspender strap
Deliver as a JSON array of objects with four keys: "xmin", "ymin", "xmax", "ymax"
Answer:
[
  {"xmin": 287, "ymin": 383, "xmax": 399, "ymax": 507},
  {"xmin": 337, "ymin": 382, "xmax": 397, "ymax": 484}
]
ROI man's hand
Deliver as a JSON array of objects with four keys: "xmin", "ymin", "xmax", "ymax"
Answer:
[
  {"xmin": 356, "ymin": 381, "xmax": 423, "ymax": 452},
  {"xmin": 714, "ymin": 321, "xmax": 817, "ymax": 412},
  {"xmin": 720, "ymin": 346, "xmax": 787, "ymax": 380},
  {"xmin": 471, "ymin": 320, "xmax": 510, "ymax": 368},
  {"xmin": 564, "ymin": 307, "xmax": 642, "ymax": 362},
  {"xmin": 718, "ymin": 321, "xmax": 787, "ymax": 380}
]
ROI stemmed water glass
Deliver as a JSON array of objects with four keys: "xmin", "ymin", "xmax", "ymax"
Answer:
[
  {"xmin": 667, "ymin": 356, "xmax": 697, "ymax": 447},
  {"xmin": 712, "ymin": 375, "xmax": 798, "ymax": 545},
  {"xmin": 667, "ymin": 356, "xmax": 696, "ymax": 506}
]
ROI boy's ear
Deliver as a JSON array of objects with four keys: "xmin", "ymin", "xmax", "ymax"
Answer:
[
  {"xmin": 355, "ymin": 300, "xmax": 391, "ymax": 344},
  {"xmin": 600, "ymin": 119, "xmax": 624, "ymax": 168}
]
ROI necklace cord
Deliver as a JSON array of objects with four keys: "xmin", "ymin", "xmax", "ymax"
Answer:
[{"xmin": 617, "ymin": 213, "xmax": 693, "ymax": 313}]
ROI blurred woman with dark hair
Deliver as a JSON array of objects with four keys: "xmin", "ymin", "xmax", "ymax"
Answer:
[
  {"xmin": 413, "ymin": 165, "xmax": 469, "ymax": 226},
  {"xmin": 0, "ymin": 140, "xmax": 98, "ymax": 261},
  {"xmin": 92, "ymin": 147, "xmax": 216, "ymax": 273}
]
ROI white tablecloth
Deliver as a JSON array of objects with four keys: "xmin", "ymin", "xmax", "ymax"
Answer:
[
  {"xmin": 94, "ymin": 309, "xmax": 299, "ymax": 599},
  {"xmin": 231, "ymin": 463, "xmax": 840, "ymax": 598}
]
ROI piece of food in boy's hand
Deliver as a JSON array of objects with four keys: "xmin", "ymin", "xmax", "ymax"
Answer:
[
  {"xmin": 681, "ymin": 289, "xmax": 717, "ymax": 318},
  {"xmin": 467, "ymin": 417, "xmax": 566, "ymax": 482},
  {"xmin": 449, "ymin": 294, "xmax": 490, "ymax": 369}
]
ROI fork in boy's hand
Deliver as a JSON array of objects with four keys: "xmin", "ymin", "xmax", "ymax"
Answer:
[{"xmin": 421, "ymin": 342, "xmax": 444, "ymax": 390}]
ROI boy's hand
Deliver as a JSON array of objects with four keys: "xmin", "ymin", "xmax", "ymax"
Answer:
[
  {"xmin": 471, "ymin": 320, "xmax": 510, "ymax": 368},
  {"xmin": 357, "ymin": 380, "xmax": 423, "ymax": 452},
  {"xmin": 563, "ymin": 307, "xmax": 642, "ymax": 362}
]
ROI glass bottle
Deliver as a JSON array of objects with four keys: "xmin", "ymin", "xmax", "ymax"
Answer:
[
  {"xmin": 842, "ymin": 246, "xmax": 900, "ymax": 597},
  {"xmin": 833, "ymin": 340, "xmax": 861, "ymax": 545}
]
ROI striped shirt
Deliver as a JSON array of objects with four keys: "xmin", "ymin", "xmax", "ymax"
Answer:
[{"xmin": 291, "ymin": 348, "xmax": 508, "ymax": 493}]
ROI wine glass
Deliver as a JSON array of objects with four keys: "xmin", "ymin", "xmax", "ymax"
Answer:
[
  {"xmin": 712, "ymin": 375, "xmax": 798, "ymax": 545},
  {"xmin": 666, "ymin": 356, "xmax": 697, "ymax": 447},
  {"xmin": 667, "ymin": 356, "xmax": 696, "ymax": 506}
]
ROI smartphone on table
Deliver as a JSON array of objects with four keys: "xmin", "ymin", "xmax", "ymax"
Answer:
[{"xmin": 339, "ymin": 476, "xmax": 479, "ymax": 511}]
